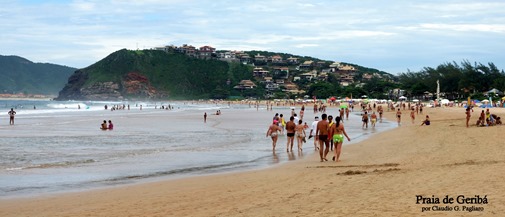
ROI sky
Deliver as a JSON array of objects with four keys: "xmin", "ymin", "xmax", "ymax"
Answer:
[{"xmin": 1, "ymin": 0, "xmax": 505, "ymax": 74}]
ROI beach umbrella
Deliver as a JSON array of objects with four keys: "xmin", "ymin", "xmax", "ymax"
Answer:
[
  {"xmin": 482, "ymin": 99, "xmax": 490, "ymax": 103},
  {"xmin": 330, "ymin": 96, "xmax": 336, "ymax": 101},
  {"xmin": 399, "ymin": 96, "xmax": 407, "ymax": 100}
]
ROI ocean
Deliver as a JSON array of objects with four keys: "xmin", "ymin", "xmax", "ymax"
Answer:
[{"xmin": 0, "ymin": 99, "xmax": 396, "ymax": 198}]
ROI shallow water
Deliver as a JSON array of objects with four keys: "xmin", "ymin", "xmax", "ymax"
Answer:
[{"xmin": 0, "ymin": 99, "xmax": 396, "ymax": 198}]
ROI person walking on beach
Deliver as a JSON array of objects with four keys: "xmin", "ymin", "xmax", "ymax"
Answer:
[
  {"xmin": 396, "ymin": 108, "xmax": 402, "ymax": 125},
  {"xmin": 8, "ymin": 108, "xmax": 16, "ymax": 125},
  {"xmin": 330, "ymin": 116, "xmax": 350, "ymax": 162},
  {"xmin": 295, "ymin": 120, "xmax": 306, "ymax": 151},
  {"xmin": 327, "ymin": 115, "xmax": 334, "ymax": 151},
  {"xmin": 316, "ymin": 113, "xmax": 330, "ymax": 162},
  {"xmin": 266, "ymin": 120, "xmax": 282, "ymax": 151},
  {"xmin": 285, "ymin": 116, "xmax": 296, "ymax": 152},
  {"xmin": 378, "ymin": 105, "xmax": 383, "ymax": 121},
  {"xmin": 410, "ymin": 108, "xmax": 416, "ymax": 124},
  {"xmin": 362, "ymin": 112, "xmax": 369, "ymax": 128},
  {"xmin": 309, "ymin": 116, "xmax": 319, "ymax": 150},
  {"xmin": 465, "ymin": 107, "xmax": 472, "ymax": 127},
  {"xmin": 279, "ymin": 114, "xmax": 286, "ymax": 135},
  {"xmin": 371, "ymin": 111, "xmax": 377, "ymax": 128},
  {"xmin": 204, "ymin": 112, "xmax": 207, "ymax": 123},
  {"xmin": 300, "ymin": 106, "xmax": 305, "ymax": 120}
]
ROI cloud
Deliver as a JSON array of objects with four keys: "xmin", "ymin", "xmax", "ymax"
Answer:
[{"xmin": 1, "ymin": 0, "xmax": 504, "ymax": 73}]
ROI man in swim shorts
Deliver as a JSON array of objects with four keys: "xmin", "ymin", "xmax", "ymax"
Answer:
[
  {"xmin": 316, "ymin": 113, "xmax": 330, "ymax": 162},
  {"xmin": 285, "ymin": 116, "xmax": 296, "ymax": 152},
  {"xmin": 362, "ymin": 111, "xmax": 369, "ymax": 128}
]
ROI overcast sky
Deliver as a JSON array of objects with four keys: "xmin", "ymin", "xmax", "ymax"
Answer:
[{"xmin": 1, "ymin": 0, "xmax": 504, "ymax": 74}]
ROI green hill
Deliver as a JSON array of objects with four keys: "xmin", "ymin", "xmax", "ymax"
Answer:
[
  {"xmin": 0, "ymin": 55, "xmax": 76, "ymax": 95},
  {"xmin": 56, "ymin": 49, "xmax": 253, "ymax": 100}
]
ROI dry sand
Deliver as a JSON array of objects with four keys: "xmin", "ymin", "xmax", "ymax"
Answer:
[{"xmin": 1, "ymin": 105, "xmax": 504, "ymax": 216}]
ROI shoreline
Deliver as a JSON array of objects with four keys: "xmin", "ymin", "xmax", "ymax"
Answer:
[{"xmin": 1, "ymin": 107, "xmax": 504, "ymax": 216}]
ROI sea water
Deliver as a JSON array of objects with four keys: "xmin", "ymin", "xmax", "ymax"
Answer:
[{"xmin": 0, "ymin": 99, "xmax": 396, "ymax": 198}]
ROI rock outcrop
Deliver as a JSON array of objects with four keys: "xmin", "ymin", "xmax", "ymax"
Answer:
[{"xmin": 55, "ymin": 70, "xmax": 162, "ymax": 101}]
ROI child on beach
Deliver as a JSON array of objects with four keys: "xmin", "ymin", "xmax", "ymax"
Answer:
[
  {"xmin": 108, "ymin": 120, "xmax": 114, "ymax": 130},
  {"xmin": 421, "ymin": 115, "xmax": 430, "ymax": 126}
]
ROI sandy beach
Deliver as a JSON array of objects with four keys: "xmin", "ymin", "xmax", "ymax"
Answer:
[{"xmin": 1, "ymin": 105, "xmax": 504, "ymax": 216}]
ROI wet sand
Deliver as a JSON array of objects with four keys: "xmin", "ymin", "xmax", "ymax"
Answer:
[{"xmin": 1, "ymin": 106, "xmax": 504, "ymax": 216}]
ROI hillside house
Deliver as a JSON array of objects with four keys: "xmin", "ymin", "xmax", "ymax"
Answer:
[
  {"xmin": 269, "ymin": 55, "xmax": 283, "ymax": 63},
  {"xmin": 338, "ymin": 74, "xmax": 354, "ymax": 86},
  {"xmin": 316, "ymin": 61, "xmax": 327, "ymax": 68},
  {"xmin": 234, "ymin": 80, "xmax": 257, "ymax": 90},
  {"xmin": 253, "ymin": 67, "xmax": 269, "ymax": 77},
  {"xmin": 199, "ymin": 46, "xmax": 216, "ymax": 59},
  {"xmin": 286, "ymin": 57, "xmax": 299, "ymax": 64},
  {"xmin": 238, "ymin": 54, "xmax": 252, "ymax": 64},
  {"xmin": 254, "ymin": 54, "xmax": 267, "ymax": 63},
  {"xmin": 317, "ymin": 72, "xmax": 328, "ymax": 81},
  {"xmin": 299, "ymin": 61, "xmax": 314, "ymax": 70},
  {"xmin": 283, "ymin": 83, "xmax": 304, "ymax": 94},
  {"xmin": 178, "ymin": 44, "xmax": 197, "ymax": 57},
  {"xmin": 299, "ymin": 71, "xmax": 317, "ymax": 81},
  {"xmin": 272, "ymin": 67, "xmax": 289, "ymax": 79}
]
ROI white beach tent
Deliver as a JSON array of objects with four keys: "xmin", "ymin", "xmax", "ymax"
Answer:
[{"xmin": 486, "ymin": 88, "xmax": 503, "ymax": 95}]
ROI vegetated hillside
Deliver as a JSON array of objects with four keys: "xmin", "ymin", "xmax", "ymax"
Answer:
[
  {"xmin": 56, "ymin": 49, "xmax": 253, "ymax": 100},
  {"xmin": 0, "ymin": 55, "xmax": 76, "ymax": 95}
]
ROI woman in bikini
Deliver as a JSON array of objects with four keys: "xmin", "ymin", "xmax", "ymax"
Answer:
[
  {"xmin": 330, "ymin": 116, "xmax": 350, "ymax": 162},
  {"xmin": 295, "ymin": 120, "xmax": 306, "ymax": 151},
  {"xmin": 266, "ymin": 120, "xmax": 282, "ymax": 151},
  {"xmin": 396, "ymin": 108, "xmax": 402, "ymax": 126}
]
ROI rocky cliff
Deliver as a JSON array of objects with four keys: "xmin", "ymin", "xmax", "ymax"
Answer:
[{"xmin": 56, "ymin": 70, "xmax": 160, "ymax": 100}]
